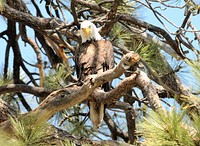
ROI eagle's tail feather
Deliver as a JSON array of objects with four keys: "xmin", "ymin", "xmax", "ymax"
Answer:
[{"xmin": 89, "ymin": 101, "xmax": 104, "ymax": 129}]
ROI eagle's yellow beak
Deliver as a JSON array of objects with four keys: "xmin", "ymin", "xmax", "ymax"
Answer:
[{"xmin": 82, "ymin": 27, "xmax": 91, "ymax": 37}]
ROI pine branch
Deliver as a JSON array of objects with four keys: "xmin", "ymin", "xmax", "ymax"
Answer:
[
  {"xmin": 104, "ymin": 111, "xmax": 129, "ymax": 142},
  {"xmin": 100, "ymin": 0, "xmax": 123, "ymax": 35},
  {"xmin": 70, "ymin": 0, "xmax": 187, "ymax": 59},
  {"xmin": 0, "ymin": 51, "xmax": 140, "ymax": 132},
  {"xmin": 0, "ymin": 98, "xmax": 134, "ymax": 146},
  {"xmin": 0, "ymin": 84, "xmax": 53, "ymax": 97}
]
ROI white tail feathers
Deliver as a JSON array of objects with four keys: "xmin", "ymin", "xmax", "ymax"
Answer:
[{"xmin": 89, "ymin": 102, "xmax": 104, "ymax": 129}]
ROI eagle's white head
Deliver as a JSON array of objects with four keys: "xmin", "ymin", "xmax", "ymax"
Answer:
[{"xmin": 80, "ymin": 20, "xmax": 102, "ymax": 43}]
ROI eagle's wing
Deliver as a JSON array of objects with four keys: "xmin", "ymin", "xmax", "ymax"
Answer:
[
  {"xmin": 104, "ymin": 40, "xmax": 115, "ymax": 71},
  {"xmin": 100, "ymin": 40, "xmax": 114, "ymax": 91}
]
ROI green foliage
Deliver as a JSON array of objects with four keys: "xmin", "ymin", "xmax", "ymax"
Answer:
[
  {"xmin": 0, "ymin": 134, "xmax": 18, "ymax": 146},
  {"xmin": 2, "ymin": 117, "xmax": 51, "ymax": 146},
  {"xmin": 186, "ymin": 1, "xmax": 200, "ymax": 15},
  {"xmin": 0, "ymin": 70, "xmax": 17, "ymax": 106},
  {"xmin": 0, "ymin": 0, "xmax": 6, "ymax": 12},
  {"xmin": 50, "ymin": 105, "xmax": 92, "ymax": 138},
  {"xmin": 44, "ymin": 64, "xmax": 70, "ymax": 89},
  {"xmin": 188, "ymin": 60, "xmax": 200, "ymax": 81},
  {"xmin": 136, "ymin": 43, "xmax": 170, "ymax": 76},
  {"xmin": 89, "ymin": 0, "xmax": 136, "ymax": 15},
  {"xmin": 111, "ymin": 22, "xmax": 172, "ymax": 78},
  {"xmin": 62, "ymin": 139, "xmax": 76, "ymax": 146},
  {"xmin": 180, "ymin": 94, "xmax": 200, "ymax": 114},
  {"xmin": 110, "ymin": 21, "xmax": 173, "ymax": 80},
  {"xmin": 0, "ymin": 116, "xmax": 92, "ymax": 146},
  {"xmin": 190, "ymin": 113, "xmax": 200, "ymax": 145},
  {"xmin": 117, "ymin": 0, "xmax": 136, "ymax": 15},
  {"xmin": 111, "ymin": 23, "xmax": 130, "ymax": 45},
  {"xmin": 62, "ymin": 139, "xmax": 91, "ymax": 146},
  {"xmin": 111, "ymin": 23, "xmax": 143, "ymax": 49},
  {"xmin": 61, "ymin": 107, "xmax": 92, "ymax": 138},
  {"xmin": 111, "ymin": 21, "xmax": 173, "ymax": 78},
  {"xmin": 186, "ymin": 60, "xmax": 200, "ymax": 94},
  {"xmin": 140, "ymin": 109, "xmax": 198, "ymax": 146},
  {"xmin": 69, "ymin": 122, "xmax": 93, "ymax": 138},
  {"xmin": 0, "ymin": 71, "xmax": 13, "ymax": 86}
]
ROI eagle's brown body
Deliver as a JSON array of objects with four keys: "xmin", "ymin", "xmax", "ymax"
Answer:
[
  {"xmin": 75, "ymin": 40, "xmax": 114, "ymax": 128},
  {"xmin": 76, "ymin": 40, "xmax": 114, "ymax": 83}
]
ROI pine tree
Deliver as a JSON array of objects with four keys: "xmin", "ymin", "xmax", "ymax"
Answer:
[{"xmin": 0, "ymin": 0, "xmax": 199, "ymax": 145}]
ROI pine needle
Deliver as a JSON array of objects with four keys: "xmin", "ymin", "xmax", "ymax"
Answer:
[
  {"xmin": 140, "ymin": 109, "xmax": 197, "ymax": 146},
  {"xmin": 137, "ymin": 43, "xmax": 169, "ymax": 76},
  {"xmin": 186, "ymin": 60, "xmax": 200, "ymax": 93},
  {"xmin": 0, "ymin": 0, "xmax": 5, "ymax": 12},
  {"xmin": 5, "ymin": 116, "xmax": 51, "ymax": 146},
  {"xmin": 44, "ymin": 64, "xmax": 70, "ymax": 89}
]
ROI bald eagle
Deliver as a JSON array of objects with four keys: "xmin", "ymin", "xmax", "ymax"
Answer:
[{"xmin": 76, "ymin": 20, "xmax": 114, "ymax": 128}]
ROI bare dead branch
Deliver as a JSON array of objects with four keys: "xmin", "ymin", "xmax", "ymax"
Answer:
[
  {"xmin": 71, "ymin": 0, "xmax": 79, "ymax": 26},
  {"xmin": 117, "ymin": 14, "xmax": 186, "ymax": 59},
  {"xmin": 100, "ymin": 0, "xmax": 122, "ymax": 35},
  {"xmin": 104, "ymin": 111, "xmax": 129, "ymax": 142},
  {"xmin": 0, "ymin": 84, "xmax": 53, "ymax": 97},
  {"xmin": 136, "ymin": 71, "xmax": 164, "ymax": 110},
  {"xmin": 19, "ymin": 24, "xmax": 45, "ymax": 87},
  {"xmin": 101, "ymin": 73, "xmax": 137, "ymax": 105},
  {"xmin": 2, "ymin": 4, "xmax": 54, "ymax": 29},
  {"xmin": 2, "ymin": 4, "xmax": 79, "ymax": 45},
  {"xmin": 2, "ymin": 52, "xmax": 140, "ymax": 134},
  {"xmin": 0, "ymin": 99, "xmax": 135, "ymax": 146},
  {"xmin": 73, "ymin": 0, "xmax": 108, "ymax": 13},
  {"xmin": 0, "ymin": 99, "xmax": 17, "ymax": 124},
  {"xmin": 188, "ymin": 21, "xmax": 200, "ymax": 47}
]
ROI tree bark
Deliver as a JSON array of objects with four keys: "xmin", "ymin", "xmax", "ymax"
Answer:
[{"xmin": 0, "ymin": 52, "xmax": 140, "ymax": 131}]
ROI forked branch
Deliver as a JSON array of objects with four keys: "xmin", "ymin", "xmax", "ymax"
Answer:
[{"xmin": 0, "ymin": 51, "xmax": 140, "ymax": 133}]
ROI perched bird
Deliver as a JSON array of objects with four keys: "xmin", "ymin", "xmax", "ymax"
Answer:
[{"xmin": 76, "ymin": 20, "xmax": 114, "ymax": 128}]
